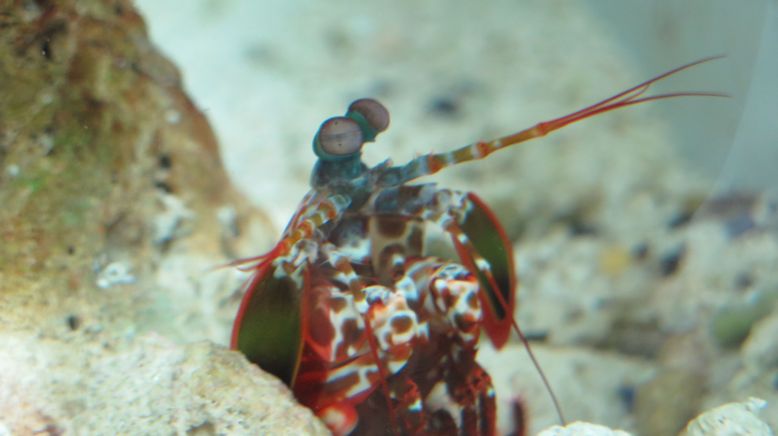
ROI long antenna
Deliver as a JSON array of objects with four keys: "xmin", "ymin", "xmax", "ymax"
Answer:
[{"xmin": 392, "ymin": 55, "xmax": 727, "ymax": 185}]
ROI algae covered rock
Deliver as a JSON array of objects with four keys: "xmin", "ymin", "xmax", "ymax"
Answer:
[{"xmin": 0, "ymin": 0, "xmax": 322, "ymax": 433}]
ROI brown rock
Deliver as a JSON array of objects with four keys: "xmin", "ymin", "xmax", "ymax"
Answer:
[{"xmin": 0, "ymin": 1, "xmax": 319, "ymax": 433}]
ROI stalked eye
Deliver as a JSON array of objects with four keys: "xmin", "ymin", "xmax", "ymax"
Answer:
[
  {"xmin": 347, "ymin": 98, "xmax": 390, "ymax": 135},
  {"xmin": 316, "ymin": 116, "xmax": 364, "ymax": 157}
]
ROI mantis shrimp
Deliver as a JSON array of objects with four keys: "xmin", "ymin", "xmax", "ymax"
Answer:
[{"xmin": 230, "ymin": 57, "xmax": 722, "ymax": 435}]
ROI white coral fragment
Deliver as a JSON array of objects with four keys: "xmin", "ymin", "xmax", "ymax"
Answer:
[
  {"xmin": 96, "ymin": 261, "xmax": 136, "ymax": 289},
  {"xmin": 538, "ymin": 421, "xmax": 632, "ymax": 436},
  {"xmin": 153, "ymin": 193, "xmax": 194, "ymax": 244},
  {"xmin": 683, "ymin": 397, "xmax": 773, "ymax": 436}
]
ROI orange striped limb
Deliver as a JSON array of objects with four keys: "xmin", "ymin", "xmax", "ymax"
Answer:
[{"xmin": 226, "ymin": 194, "xmax": 349, "ymax": 274}]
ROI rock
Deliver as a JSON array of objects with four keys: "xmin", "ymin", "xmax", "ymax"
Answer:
[
  {"xmin": 0, "ymin": 0, "xmax": 274, "ymax": 337},
  {"xmin": 0, "ymin": 1, "xmax": 317, "ymax": 433},
  {"xmin": 705, "ymin": 309, "xmax": 778, "ymax": 432},
  {"xmin": 633, "ymin": 367, "xmax": 706, "ymax": 436},
  {"xmin": 538, "ymin": 421, "xmax": 632, "ymax": 436},
  {"xmin": 478, "ymin": 344, "xmax": 654, "ymax": 435},
  {"xmin": 711, "ymin": 293, "xmax": 775, "ymax": 349},
  {"xmin": 682, "ymin": 398, "xmax": 773, "ymax": 436},
  {"xmin": 741, "ymin": 307, "xmax": 778, "ymax": 371},
  {"xmin": 0, "ymin": 333, "xmax": 328, "ymax": 434}
]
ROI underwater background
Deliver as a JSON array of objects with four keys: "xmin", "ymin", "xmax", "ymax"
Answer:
[{"xmin": 1, "ymin": 0, "xmax": 776, "ymax": 434}]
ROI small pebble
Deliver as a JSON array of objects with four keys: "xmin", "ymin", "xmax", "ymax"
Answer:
[
  {"xmin": 659, "ymin": 244, "xmax": 686, "ymax": 277},
  {"xmin": 96, "ymin": 261, "xmax": 136, "ymax": 289},
  {"xmin": 427, "ymin": 95, "xmax": 460, "ymax": 118}
]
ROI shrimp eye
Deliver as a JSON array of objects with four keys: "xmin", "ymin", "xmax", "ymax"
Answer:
[
  {"xmin": 346, "ymin": 98, "xmax": 390, "ymax": 142},
  {"xmin": 314, "ymin": 116, "xmax": 364, "ymax": 158}
]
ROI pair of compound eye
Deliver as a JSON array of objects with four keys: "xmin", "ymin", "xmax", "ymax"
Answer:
[{"xmin": 317, "ymin": 98, "xmax": 390, "ymax": 157}]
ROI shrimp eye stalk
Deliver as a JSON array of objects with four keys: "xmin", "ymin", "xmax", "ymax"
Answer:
[
  {"xmin": 313, "ymin": 116, "xmax": 364, "ymax": 161},
  {"xmin": 345, "ymin": 110, "xmax": 379, "ymax": 143},
  {"xmin": 345, "ymin": 98, "xmax": 390, "ymax": 143}
]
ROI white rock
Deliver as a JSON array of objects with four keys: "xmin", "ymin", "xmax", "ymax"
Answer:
[
  {"xmin": 538, "ymin": 421, "xmax": 632, "ymax": 436},
  {"xmin": 683, "ymin": 398, "xmax": 774, "ymax": 436}
]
